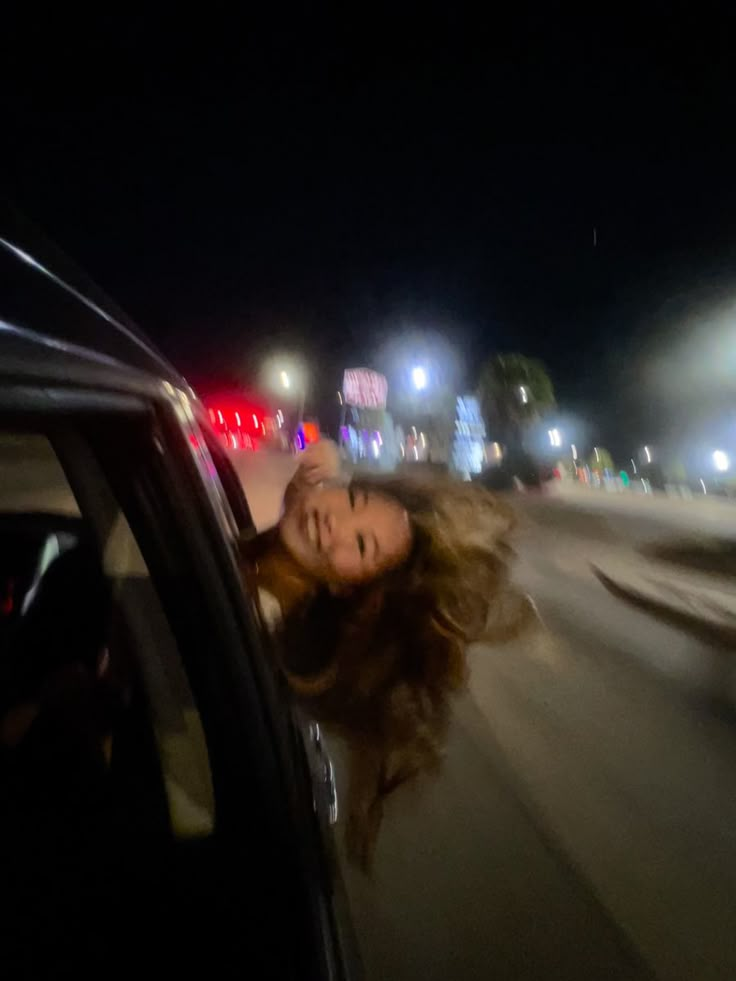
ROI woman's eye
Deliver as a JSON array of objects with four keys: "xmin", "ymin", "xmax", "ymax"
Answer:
[{"xmin": 356, "ymin": 533, "xmax": 366, "ymax": 558}]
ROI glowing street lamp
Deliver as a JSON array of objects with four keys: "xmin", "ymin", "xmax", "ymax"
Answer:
[
  {"xmin": 412, "ymin": 366, "xmax": 428, "ymax": 391},
  {"xmin": 713, "ymin": 449, "xmax": 730, "ymax": 473},
  {"xmin": 263, "ymin": 358, "xmax": 307, "ymax": 427},
  {"xmin": 548, "ymin": 427, "xmax": 562, "ymax": 448}
]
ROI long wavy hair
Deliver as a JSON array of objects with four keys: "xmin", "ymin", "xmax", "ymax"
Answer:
[{"xmin": 245, "ymin": 475, "xmax": 531, "ymax": 868}]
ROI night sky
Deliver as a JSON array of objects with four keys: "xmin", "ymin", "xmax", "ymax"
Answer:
[{"xmin": 3, "ymin": 7, "xmax": 736, "ymax": 455}]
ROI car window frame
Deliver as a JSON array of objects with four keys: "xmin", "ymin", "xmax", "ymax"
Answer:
[{"xmin": 59, "ymin": 391, "xmax": 346, "ymax": 981}]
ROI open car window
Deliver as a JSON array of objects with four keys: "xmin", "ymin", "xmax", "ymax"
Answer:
[
  {"xmin": 0, "ymin": 426, "xmax": 214, "ymax": 848},
  {"xmin": 200, "ymin": 424, "xmax": 256, "ymax": 535}
]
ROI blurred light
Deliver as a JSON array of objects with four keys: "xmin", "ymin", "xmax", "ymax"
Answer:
[
  {"xmin": 209, "ymin": 409, "xmax": 216, "ymax": 424},
  {"xmin": 713, "ymin": 449, "xmax": 730, "ymax": 472},
  {"xmin": 420, "ymin": 432, "xmax": 426, "ymax": 447},
  {"xmin": 371, "ymin": 438, "xmax": 380, "ymax": 459},
  {"xmin": 1, "ymin": 578, "xmax": 15, "ymax": 617},
  {"xmin": 302, "ymin": 421, "xmax": 320, "ymax": 444},
  {"xmin": 229, "ymin": 433, "xmax": 237, "ymax": 449},
  {"xmin": 594, "ymin": 446, "xmax": 600, "ymax": 462},
  {"xmin": 412, "ymin": 366, "xmax": 427, "ymax": 390},
  {"xmin": 631, "ymin": 458, "xmax": 638, "ymax": 474},
  {"xmin": 549, "ymin": 428, "xmax": 562, "ymax": 448},
  {"xmin": 235, "ymin": 412, "xmax": 241, "ymax": 427},
  {"xmin": 277, "ymin": 409, "xmax": 284, "ymax": 424},
  {"xmin": 375, "ymin": 431, "xmax": 383, "ymax": 446},
  {"xmin": 1, "ymin": 238, "xmax": 43, "ymax": 271},
  {"xmin": 217, "ymin": 410, "xmax": 224, "ymax": 425},
  {"xmin": 519, "ymin": 385, "xmax": 529, "ymax": 404},
  {"xmin": 252, "ymin": 413, "xmax": 259, "ymax": 429},
  {"xmin": 411, "ymin": 426, "xmax": 417, "ymax": 437},
  {"xmin": 700, "ymin": 478, "xmax": 707, "ymax": 494},
  {"xmin": 413, "ymin": 445, "xmax": 419, "ymax": 460},
  {"xmin": 280, "ymin": 370, "xmax": 291, "ymax": 389},
  {"xmin": 644, "ymin": 445, "xmax": 652, "ymax": 464},
  {"xmin": 571, "ymin": 444, "xmax": 578, "ymax": 460},
  {"xmin": 337, "ymin": 391, "xmax": 343, "ymax": 405},
  {"xmin": 491, "ymin": 441, "xmax": 502, "ymax": 460}
]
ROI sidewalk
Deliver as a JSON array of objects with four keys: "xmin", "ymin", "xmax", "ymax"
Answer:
[
  {"xmin": 593, "ymin": 555, "xmax": 736, "ymax": 647},
  {"xmin": 549, "ymin": 479, "xmax": 736, "ymax": 531}
]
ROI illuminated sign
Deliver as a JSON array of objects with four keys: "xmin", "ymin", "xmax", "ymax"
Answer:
[{"xmin": 343, "ymin": 368, "xmax": 388, "ymax": 409}]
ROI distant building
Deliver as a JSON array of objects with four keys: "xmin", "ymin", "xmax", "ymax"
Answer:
[
  {"xmin": 452, "ymin": 395, "xmax": 486, "ymax": 478},
  {"xmin": 339, "ymin": 368, "xmax": 398, "ymax": 469}
]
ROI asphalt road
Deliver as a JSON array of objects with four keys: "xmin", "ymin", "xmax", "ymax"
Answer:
[{"xmin": 338, "ymin": 487, "xmax": 736, "ymax": 981}]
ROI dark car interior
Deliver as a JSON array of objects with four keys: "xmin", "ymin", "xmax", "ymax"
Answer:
[
  {"xmin": 0, "ymin": 461, "xmax": 337, "ymax": 979},
  {"xmin": 0, "ymin": 510, "xmax": 180, "ymax": 974},
  {"xmin": 0, "ymin": 514, "xmax": 166, "ymax": 816},
  {"xmin": 0, "ymin": 513, "xmax": 85, "ymax": 646}
]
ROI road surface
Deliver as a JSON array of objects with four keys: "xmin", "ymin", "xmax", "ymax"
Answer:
[
  {"xmin": 336, "ymin": 485, "xmax": 736, "ymax": 981},
  {"xmin": 129, "ymin": 452, "xmax": 736, "ymax": 979}
]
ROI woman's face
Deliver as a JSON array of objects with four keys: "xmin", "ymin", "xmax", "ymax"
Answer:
[{"xmin": 279, "ymin": 484, "xmax": 412, "ymax": 585}]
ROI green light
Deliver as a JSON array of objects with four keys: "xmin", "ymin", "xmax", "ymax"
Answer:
[{"xmin": 620, "ymin": 470, "xmax": 630, "ymax": 487}]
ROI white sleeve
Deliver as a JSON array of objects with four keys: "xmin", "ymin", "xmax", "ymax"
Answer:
[{"xmin": 257, "ymin": 587, "xmax": 283, "ymax": 633}]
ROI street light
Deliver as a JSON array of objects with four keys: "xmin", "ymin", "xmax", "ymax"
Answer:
[
  {"xmin": 713, "ymin": 449, "xmax": 730, "ymax": 472},
  {"xmin": 643, "ymin": 445, "xmax": 652, "ymax": 464},
  {"xmin": 519, "ymin": 385, "xmax": 529, "ymax": 405},
  {"xmin": 548, "ymin": 428, "xmax": 562, "ymax": 448},
  {"xmin": 263, "ymin": 358, "xmax": 307, "ymax": 430},
  {"xmin": 412, "ymin": 366, "xmax": 428, "ymax": 391}
]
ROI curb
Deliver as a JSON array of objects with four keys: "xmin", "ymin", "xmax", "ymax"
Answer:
[{"xmin": 592, "ymin": 565, "xmax": 736, "ymax": 649}]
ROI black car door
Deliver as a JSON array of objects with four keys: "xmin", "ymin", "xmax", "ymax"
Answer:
[{"xmin": 0, "ymin": 384, "xmax": 357, "ymax": 980}]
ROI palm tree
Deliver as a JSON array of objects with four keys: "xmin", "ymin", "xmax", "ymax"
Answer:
[{"xmin": 477, "ymin": 353, "xmax": 556, "ymax": 451}]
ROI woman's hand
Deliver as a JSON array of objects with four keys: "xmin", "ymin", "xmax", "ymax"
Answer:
[
  {"xmin": 284, "ymin": 440, "xmax": 342, "ymax": 509},
  {"xmin": 296, "ymin": 440, "xmax": 341, "ymax": 487}
]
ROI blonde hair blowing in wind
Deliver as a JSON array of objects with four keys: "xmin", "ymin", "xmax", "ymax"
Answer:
[{"xmin": 276, "ymin": 475, "xmax": 531, "ymax": 868}]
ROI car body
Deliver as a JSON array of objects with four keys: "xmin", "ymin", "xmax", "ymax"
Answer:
[{"xmin": 0, "ymin": 204, "xmax": 361, "ymax": 980}]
